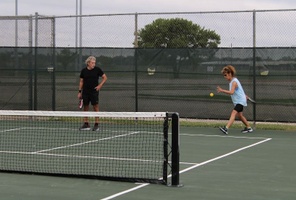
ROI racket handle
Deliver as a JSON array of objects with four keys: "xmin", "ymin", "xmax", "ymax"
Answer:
[
  {"xmin": 247, "ymin": 97, "xmax": 256, "ymax": 104},
  {"xmin": 79, "ymin": 99, "xmax": 83, "ymax": 109}
]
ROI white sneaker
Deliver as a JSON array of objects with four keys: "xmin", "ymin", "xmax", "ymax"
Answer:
[
  {"xmin": 92, "ymin": 124, "xmax": 100, "ymax": 131},
  {"xmin": 219, "ymin": 126, "xmax": 228, "ymax": 135},
  {"xmin": 241, "ymin": 127, "xmax": 253, "ymax": 133}
]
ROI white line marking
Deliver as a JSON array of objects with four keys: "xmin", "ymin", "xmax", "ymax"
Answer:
[
  {"xmin": 0, "ymin": 130, "xmax": 161, "ymax": 162},
  {"xmin": 1, "ymin": 127, "xmax": 272, "ymax": 200},
  {"xmin": 180, "ymin": 133, "xmax": 269, "ymax": 140},
  {"xmin": 101, "ymin": 137, "xmax": 272, "ymax": 200},
  {"xmin": 180, "ymin": 161, "xmax": 199, "ymax": 165},
  {"xmin": 34, "ymin": 131, "xmax": 140, "ymax": 153},
  {"xmin": 0, "ymin": 128, "xmax": 22, "ymax": 133},
  {"xmin": 101, "ymin": 183, "xmax": 150, "ymax": 200},
  {"xmin": 0, "ymin": 151, "xmax": 163, "ymax": 163},
  {"xmin": 179, "ymin": 138, "xmax": 272, "ymax": 174}
]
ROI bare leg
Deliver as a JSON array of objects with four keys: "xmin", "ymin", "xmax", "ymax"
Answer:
[
  {"xmin": 83, "ymin": 105, "xmax": 89, "ymax": 123},
  {"xmin": 93, "ymin": 104, "xmax": 99, "ymax": 123},
  {"xmin": 237, "ymin": 112, "xmax": 250, "ymax": 127},
  {"xmin": 226, "ymin": 109, "xmax": 238, "ymax": 128}
]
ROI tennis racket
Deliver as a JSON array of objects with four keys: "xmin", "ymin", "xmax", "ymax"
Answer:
[
  {"xmin": 79, "ymin": 99, "xmax": 83, "ymax": 109},
  {"xmin": 247, "ymin": 96, "xmax": 256, "ymax": 104}
]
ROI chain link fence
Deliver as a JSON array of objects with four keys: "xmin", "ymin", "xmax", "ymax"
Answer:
[{"xmin": 0, "ymin": 9, "xmax": 295, "ymax": 122}]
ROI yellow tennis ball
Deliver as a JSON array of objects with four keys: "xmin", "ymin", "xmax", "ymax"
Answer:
[{"xmin": 210, "ymin": 92, "xmax": 214, "ymax": 97}]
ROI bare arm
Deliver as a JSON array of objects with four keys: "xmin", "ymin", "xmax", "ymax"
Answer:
[
  {"xmin": 95, "ymin": 74, "xmax": 107, "ymax": 91},
  {"xmin": 77, "ymin": 78, "xmax": 83, "ymax": 99},
  {"xmin": 217, "ymin": 81, "xmax": 237, "ymax": 95}
]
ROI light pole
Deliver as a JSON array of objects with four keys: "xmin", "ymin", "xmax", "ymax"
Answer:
[
  {"xmin": 75, "ymin": 0, "xmax": 82, "ymax": 48},
  {"xmin": 75, "ymin": 0, "xmax": 83, "ymax": 68},
  {"xmin": 230, "ymin": 37, "xmax": 235, "ymax": 64},
  {"xmin": 79, "ymin": 0, "xmax": 82, "ymax": 68},
  {"xmin": 76, "ymin": 0, "xmax": 78, "ymax": 48},
  {"xmin": 79, "ymin": 0, "xmax": 82, "ymax": 48},
  {"xmin": 15, "ymin": 0, "xmax": 18, "ymax": 47},
  {"xmin": 15, "ymin": 0, "xmax": 19, "ymax": 69}
]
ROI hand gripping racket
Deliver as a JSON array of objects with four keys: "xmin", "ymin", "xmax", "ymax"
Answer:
[{"xmin": 79, "ymin": 99, "xmax": 83, "ymax": 109}]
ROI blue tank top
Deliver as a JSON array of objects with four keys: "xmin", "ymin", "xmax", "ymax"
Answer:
[{"xmin": 229, "ymin": 77, "xmax": 247, "ymax": 106}]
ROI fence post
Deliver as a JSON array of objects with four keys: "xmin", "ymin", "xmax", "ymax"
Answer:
[
  {"xmin": 51, "ymin": 17, "xmax": 56, "ymax": 111},
  {"xmin": 134, "ymin": 13, "xmax": 139, "ymax": 112},
  {"xmin": 252, "ymin": 10, "xmax": 257, "ymax": 128},
  {"xmin": 34, "ymin": 12, "xmax": 38, "ymax": 110}
]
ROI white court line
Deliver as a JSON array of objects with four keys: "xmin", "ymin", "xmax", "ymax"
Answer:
[
  {"xmin": 34, "ymin": 131, "xmax": 140, "ymax": 153},
  {"xmin": 0, "ymin": 151, "xmax": 162, "ymax": 163},
  {"xmin": 0, "ymin": 128, "xmax": 22, "ymax": 133},
  {"xmin": 101, "ymin": 137, "xmax": 272, "ymax": 200},
  {"xmin": 0, "ymin": 130, "xmax": 162, "ymax": 163},
  {"xmin": 180, "ymin": 133, "xmax": 270, "ymax": 140},
  {"xmin": 0, "ymin": 128, "xmax": 161, "ymax": 162},
  {"xmin": 101, "ymin": 183, "xmax": 150, "ymax": 200},
  {"xmin": 180, "ymin": 161, "xmax": 199, "ymax": 165},
  {"xmin": 5, "ymin": 127, "xmax": 153, "ymax": 154},
  {"xmin": 179, "ymin": 137, "xmax": 272, "ymax": 174}
]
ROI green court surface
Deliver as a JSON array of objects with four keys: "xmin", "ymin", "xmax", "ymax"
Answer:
[{"xmin": 0, "ymin": 126, "xmax": 295, "ymax": 200}]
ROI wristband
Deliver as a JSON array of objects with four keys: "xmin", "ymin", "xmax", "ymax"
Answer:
[{"xmin": 78, "ymin": 90, "xmax": 82, "ymax": 93}]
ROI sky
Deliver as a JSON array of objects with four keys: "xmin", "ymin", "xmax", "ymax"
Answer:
[
  {"xmin": 1, "ymin": 0, "xmax": 296, "ymax": 48},
  {"xmin": 1, "ymin": 0, "xmax": 296, "ymax": 16}
]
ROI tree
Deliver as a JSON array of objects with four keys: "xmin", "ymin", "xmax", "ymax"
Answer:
[
  {"xmin": 137, "ymin": 18, "xmax": 220, "ymax": 48},
  {"xmin": 136, "ymin": 18, "xmax": 221, "ymax": 77},
  {"xmin": 57, "ymin": 49, "xmax": 77, "ymax": 70}
]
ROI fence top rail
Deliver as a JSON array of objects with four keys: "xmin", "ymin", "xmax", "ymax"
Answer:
[
  {"xmin": 0, "ymin": 16, "xmax": 32, "ymax": 20},
  {"xmin": 5, "ymin": 8, "xmax": 293, "ymax": 19}
]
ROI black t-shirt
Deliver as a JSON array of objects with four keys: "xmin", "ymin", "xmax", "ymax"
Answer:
[{"xmin": 80, "ymin": 66, "xmax": 104, "ymax": 93}]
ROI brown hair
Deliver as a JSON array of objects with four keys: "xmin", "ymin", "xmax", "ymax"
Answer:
[{"xmin": 221, "ymin": 65, "xmax": 236, "ymax": 76}]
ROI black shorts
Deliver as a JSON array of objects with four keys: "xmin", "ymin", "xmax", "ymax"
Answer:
[
  {"xmin": 234, "ymin": 104, "xmax": 244, "ymax": 112},
  {"xmin": 82, "ymin": 92, "xmax": 99, "ymax": 106}
]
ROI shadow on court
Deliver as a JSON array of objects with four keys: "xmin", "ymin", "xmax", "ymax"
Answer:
[{"xmin": 0, "ymin": 127, "xmax": 295, "ymax": 200}]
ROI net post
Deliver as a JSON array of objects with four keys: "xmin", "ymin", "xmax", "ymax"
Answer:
[
  {"xmin": 162, "ymin": 113, "xmax": 169, "ymax": 185},
  {"xmin": 171, "ymin": 112, "xmax": 181, "ymax": 187}
]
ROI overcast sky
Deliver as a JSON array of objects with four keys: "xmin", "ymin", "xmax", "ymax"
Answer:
[
  {"xmin": 1, "ymin": 0, "xmax": 296, "ymax": 48},
  {"xmin": 1, "ymin": 0, "xmax": 296, "ymax": 16}
]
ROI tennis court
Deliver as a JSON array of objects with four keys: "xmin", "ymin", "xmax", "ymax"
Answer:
[{"xmin": 0, "ymin": 123, "xmax": 295, "ymax": 200}]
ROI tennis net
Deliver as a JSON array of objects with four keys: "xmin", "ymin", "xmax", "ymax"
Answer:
[{"xmin": 0, "ymin": 110, "xmax": 179, "ymax": 185}]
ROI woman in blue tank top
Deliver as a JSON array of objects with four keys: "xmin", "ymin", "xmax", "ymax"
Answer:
[{"xmin": 216, "ymin": 65, "xmax": 253, "ymax": 135}]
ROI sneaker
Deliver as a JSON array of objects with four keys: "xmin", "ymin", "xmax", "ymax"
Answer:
[
  {"xmin": 79, "ymin": 123, "xmax": 90, "ymax": 131},
  {"xmin": 92, "ymin": 123, "xmax": 100, "ymax": 131},
  {"xmin": 241, "ymin": 127, "xmax": 253, "ymax": 133},
  {"xmin": 219, "ymin": 126, "xmax": 228, "ymax": 135}
]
